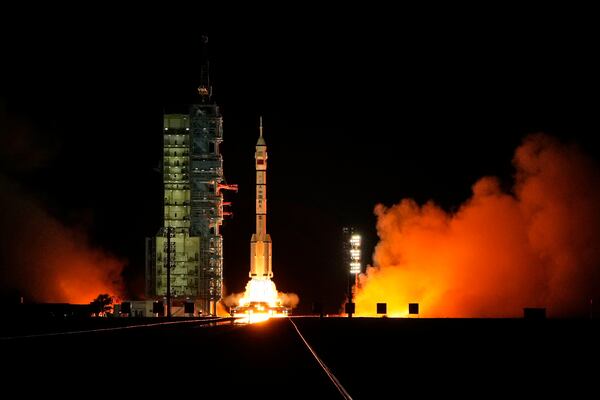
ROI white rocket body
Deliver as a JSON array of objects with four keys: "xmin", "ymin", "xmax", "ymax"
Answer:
[{"xmin": 250, "ymin": 118, "xmax": 273, "ymax": 279}]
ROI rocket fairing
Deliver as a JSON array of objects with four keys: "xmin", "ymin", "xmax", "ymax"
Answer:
[{"xmin": 250, "ymin": 117, "xmax": 273, "ymax": 279}]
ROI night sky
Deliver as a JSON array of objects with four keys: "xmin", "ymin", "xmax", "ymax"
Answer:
[{"xmin": 1, "ymin": 12, "xmax": 599, "ymax": 313}]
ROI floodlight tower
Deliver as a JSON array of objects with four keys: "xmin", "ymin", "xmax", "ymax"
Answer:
[
  {"xmin": 349, "ymin": 233, "xmax": 361, "ymax": 296},
  {"xmin": 343, "ymin": 227, "xmax": 361, "ymax": 317}
]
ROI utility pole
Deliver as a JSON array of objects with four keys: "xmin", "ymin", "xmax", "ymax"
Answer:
[
  {"xmin": 165, "ymin": 226, "xmax": 174, "ymax": 319},
  {"xmin": 348, "ymin": 274, "xmax": 354, "ymax": 318}
]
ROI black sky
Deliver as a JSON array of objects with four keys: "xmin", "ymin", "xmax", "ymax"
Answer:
[{"xmin": 1, "ymin": 11, "xmax": 599, "ymax": 312}]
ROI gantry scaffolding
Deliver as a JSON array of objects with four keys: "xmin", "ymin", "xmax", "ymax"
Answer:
[
  {"xmin": 190, "ymin": 103, "xmax": 237, "ymax": 314},
  {"xmin": 145, "ymin": 37, "xmax": 236, "ymax": 316}
]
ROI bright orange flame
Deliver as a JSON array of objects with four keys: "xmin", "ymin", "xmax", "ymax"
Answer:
[
  {"xmin": 235, "ymin": 311, "xmax": 273, "ymax": 324},
  {"xmin": 239, "ymin": 279, "xmax": 280, "ymax": 307},
  {"xmin": 233, "ymin": 278, "xmax": 291, "ymax": 323},
  {"xmin": 355, "ymin": 134, "xmax": 600, "ymax": 318}
]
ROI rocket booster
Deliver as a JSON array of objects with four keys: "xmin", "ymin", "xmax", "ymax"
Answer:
[{"xmin": 250, "ymin": 117, "xmax": 273, "ymax": 279}]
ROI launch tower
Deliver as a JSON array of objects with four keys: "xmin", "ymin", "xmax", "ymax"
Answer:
[{"xmin": 146, "ymin": 37, "xmax": 237, "ymax": 316}]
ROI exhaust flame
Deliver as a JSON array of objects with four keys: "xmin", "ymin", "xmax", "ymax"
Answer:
[
  {"xmin": 231, "ymin": 278, "xmax": 299, "ymax": 323},
  {"xmin": 239, "ymin": 279, "xmax": 279, "ymax": 307},
  {"xmin": 356, "ymin": 134, "xmax": 600, "ymax": 317}
]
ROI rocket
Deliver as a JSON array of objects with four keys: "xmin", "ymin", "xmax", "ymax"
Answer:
[{"xmin": 250, "ymin": 117, "xmax": 273, "ymax": 279}]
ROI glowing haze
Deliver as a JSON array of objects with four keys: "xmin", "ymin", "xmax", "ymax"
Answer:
[
  {"xmin": 0, "ymin": 176, "xmax": 125, "ymax": 304},
  {"xmin": 1, "ymin": 111, "xmax": 124, "ymax": 304},
  {"xmin": 356, "ymin": 134, "xmax": 600, "ymax": 317}
]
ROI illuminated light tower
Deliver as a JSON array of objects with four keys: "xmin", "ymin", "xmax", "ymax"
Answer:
[
  {"xmin": 343, "ymin": 227, "xmax": 361, "ymax": 317},
  {"xmin": 350, "ymin": 234, "xmax": 362, "ymax": 277}
]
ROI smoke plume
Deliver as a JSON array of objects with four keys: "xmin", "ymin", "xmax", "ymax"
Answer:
[
  {"xmin": 0, "ymin": 176, "xmax": 125, "ymax": 303},
  {"xmin": 222, "ymin": 291, "xmax": 244, "ymax": 308},
  {"xmin": 0, "ymin": 106, "xmax": 124, "ymax": 304},
  {"xmin": 278, "ymin": 291, "xmax": 300, "ymax": 308},
  {"xmin": 0, "ymin": 177, "xmax": 125, "ymax": 303},
  {"xmin": 356, "ymin": 134, "xmax": 600, "ymax": 317}
]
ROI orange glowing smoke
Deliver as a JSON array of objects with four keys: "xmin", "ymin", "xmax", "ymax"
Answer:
[
  {"xmin": 0, "ymin": 176, "xmax": 124, "ymax": 304},
  {"xmin": 355, "ymin": 134, "xmax": 600, "ymax": 317}
]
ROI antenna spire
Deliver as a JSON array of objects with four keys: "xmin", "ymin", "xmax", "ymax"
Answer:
[
  {"xmin": 198, "ymin": 35, "xmax": 211, "ymax": 101},
  {"xmin": 259, "ymin": 116, "xmax": 263, "ymax": 138}
]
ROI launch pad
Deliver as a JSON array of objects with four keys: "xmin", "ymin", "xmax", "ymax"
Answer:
[
  {"xmin": 231, "ymin": 301, "xmax": 289, "ymax": 323},
  {"xmin": 231, "ymin": 278, "xmax": 289, "ymax": 322}
]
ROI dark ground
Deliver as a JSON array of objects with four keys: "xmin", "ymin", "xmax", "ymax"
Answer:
[{"xmin": 1, "ymin": 317, "xmax": 597, "ymax": 398}]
